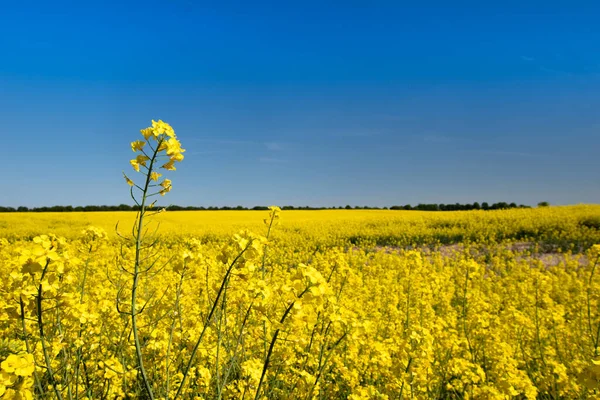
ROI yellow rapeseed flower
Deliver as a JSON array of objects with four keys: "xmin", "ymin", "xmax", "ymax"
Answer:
[
  {"xmin": 130, "ymin": 159, "xmax": 140, "ymax": 172},
  {"xmin": 161, "ymin": 160, "xmax": 176, "ymax": 171},
  {"xmin": 131, "ymin": 140, "xmax": 146, "ymax": 152},
  {"xmin": 135, "ymin": 154, "xmax": 150, "ymax": 167},
  {"xmin": 160, "ymin": 179, "xmax": 172, "ymax": 189},
  {"xmin": 150, "ymin": 172, "xmax": 162, "ymax": 182},
  {"xmin": 140, "ymin": 127, "xmax": 154, "ymax": 140},
  {"xmin": 159, "ymin": 179, "xmax": 172, "ymax": 196},
  {"xmin": 1, "ymin": 354, "xmax": 35, "ymax": 377},
  {"xmin": 123, "ymin": 172, "xmax": 134, "ymax": 186}
]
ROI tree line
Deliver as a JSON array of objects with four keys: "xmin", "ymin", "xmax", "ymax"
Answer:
[
  {"xmin": 0, "ymin": 202, "xmax": 536, "ymax": 213},
  {"xmin": 390, "ymin": 202, "xmax": 531, "ymax": 211}
]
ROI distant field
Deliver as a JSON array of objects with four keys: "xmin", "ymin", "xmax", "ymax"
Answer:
[
  {"xmin": 0, "ymin": 209, "xmax": 399, "ymax": 238},
  {"xmin": 1, "ymin": 205, "xmax": 600, "ymax": 245},
  {"xmin": 2, "ymin": 205, "xmax": 600, "ymax": 398}
]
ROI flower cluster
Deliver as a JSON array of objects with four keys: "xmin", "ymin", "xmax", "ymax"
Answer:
[
  {"xmin": 0, "ymin": 341, "xmax": 35, "ymax": 399},
  {"xmin": 124, "ymin": 119, "xmax": 185, "ymax": 196}
]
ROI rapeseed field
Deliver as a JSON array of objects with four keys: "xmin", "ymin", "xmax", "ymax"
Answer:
[{"xmin": 1, "ymin": 121, "xmax": 600, "ymax": 399}]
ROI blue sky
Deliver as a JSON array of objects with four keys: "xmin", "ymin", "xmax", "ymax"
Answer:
[{"xmin": 1, "ymin": 0, "xmax": 599, "ymax": 207}]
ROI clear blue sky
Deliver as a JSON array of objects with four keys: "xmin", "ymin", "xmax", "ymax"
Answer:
[{"xmin": 1, "ymin": 0, "xmax": 599, "ymax": 207}]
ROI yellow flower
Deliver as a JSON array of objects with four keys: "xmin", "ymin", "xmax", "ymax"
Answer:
[
  {"xmin": 21, "ymin": 260, "xmax": 43, "ymax": 275},
  {"xmin": 1, "ymin": 354, "xmax": 35, "ymax": 377},
  {"xmin": 140, "ymin": 128, "xmax": 154, "ymax": 140},
  {"xmin": 160, "ymin": 179, "xmax": 172, "ymax": 189},
  {"xmin": 152, "ymin": 119, "xmax": 175, "ymax": 138},
  {"xmin": 131, "ymin": 140, "xmax": 146, "ymax": 152},
  {"xmin": 166, "ymin": 137, "xmax": 184, "ymax": 156},
  {"xmin": 170, "ymin": 153, "xmax": 184, "ymax": 162},
  {"xmin": 159, "ymin": 179, "xmax": 172, "ymax": 196},
  {"xmin": 123, "ymin": 172, "xmax": 134, "ymax": 186},
  {"xmin": 150, "ymin": 172, "xmax": 162, "ymax": 182},
  {"xmin": 0, "ymin": 370, "xmax": 17, "ymax": 386},
  {"xmin": 161, "ymin": 160, "xmax": 176, "ymax": 171},
  {"xmin": 135, "ymin": 154, "xmax": 150, "ymax": 167},
  {"xmin": 157, "ymin": 140, "xmax": 168, "ymax": 152},
  {"xmin": 130, "ymin": 159, "xmax": 140, "ymax": 172}
]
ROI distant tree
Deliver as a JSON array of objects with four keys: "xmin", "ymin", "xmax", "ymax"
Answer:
[
  {"xmin": 492, "ymin": 202, "xmax": 509, "ymax": 210},
  {"xmin": 538, "ymin": 201, "xmax": 550, "ymax": 207},
  {"xmin": 0, "ymin": 201, "xmax": 536, "ymax": 213}
]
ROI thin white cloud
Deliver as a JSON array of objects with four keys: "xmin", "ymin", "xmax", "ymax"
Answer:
[
  {"xmin": 540, "ymin": 66, "xmax": 573, "ymax": 77},
  {"xmin": 259, "ymin": 157, "xmax": 286, "ymax": 164},
  {"xmin": 186, "ymin": 150, "xmax": 225, "ymax": 156},
  {"xmin": 330, "ymin": 131, "xmax": 381, "ymax": 138},
  {"xmin": 372, "ymin": 114, "xmax": 417, "ymax": 122},
  {"xmin": 478, "ymin": 150, "xmax": 543, "ymax": 158},
  {"xmin": 422, "ymin": 133, "xmax": 453, "ymax": 143},
  {"xmin": 193, "ymin": 138, "xmax": 256, "ymax": 145},
  {"xmin": 265, "ymin": 142, "xmax": 283, "ymax": 151},
  {"xmin": 520, "ymin": 56, "xmax": 535, "ymax": 62}
]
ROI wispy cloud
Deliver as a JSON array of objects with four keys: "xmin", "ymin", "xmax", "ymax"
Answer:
[
  {"xmin": 520, "ymin": 55, "xmax": 579, "ymax": 77},
  {"xmin": 265, "ymin": 142, "xmax": 283, "ymax": 151},
  {"xmin": 193, "ymin": 138, "xmax": 256, "ymax": 145},
  {"xmin": 186, "ymin": 150, "xmax": 225, "ymax": 156},
  {"xmin": 518, "ymin": 54, "xmax": 579, "ymax": 77},
  {"xmin": 539, "ymin": 66, "xmax": 573, "ymax": 77},
  {"xmin": 330, "ymin": 131, "xmax": 381, "ymax": 138},
  {"xmin": 478, "ymin": 150, "xmax": 543, "ymax": 158},
  {"xmin": 372, "ymin": 114, "xmax": 417, "ymax": 122},
  {"xmin": 422, "ymin": 133, "xmax": 453, "ymax": 143},
  {"xmin": 259, "ymin": 157, "xmax": 286, "ymax": 164}
]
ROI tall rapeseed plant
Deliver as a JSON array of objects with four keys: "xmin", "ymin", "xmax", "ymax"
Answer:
[{"xmin": 120, "ymin": 120, "xmax": 184, "ymax": 399}]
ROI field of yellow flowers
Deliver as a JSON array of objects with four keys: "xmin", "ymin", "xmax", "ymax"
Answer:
[{"xmin": 1, "ymin": 120, "xmax": 600, "ymax": 399}]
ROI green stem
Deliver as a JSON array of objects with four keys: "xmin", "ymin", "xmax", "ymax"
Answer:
[
  {"xmin": 254, "ymin": 287, "xmax": 309, "ymax": 400},
  {"xmin": 219, "ymin": 302, "xmax": 254, "ymax": 399},
  {"xmin": 174, "ymin": 246, "xmax": 249, "ymax": 399},
  {"xmin": 19, "ymin": 298, "xmax": 44, "ymax": 397},
  {"xmin": 165, "ymin": 269, "xmax": 185, "ymax": 397},
  {"xmin": 587, "ymin": 254, "xmax": 600, "ymax": 355},
  {"xmin": 37, "ymin": 261, "xmax": 64, "ymax": 400},
  {"xmin": 261, "ymin": 211, "xmax": 276, "ymax": 360},
  {"xmin": 131, "ymin": 138, "xmax": 163, "ymax": 400}
]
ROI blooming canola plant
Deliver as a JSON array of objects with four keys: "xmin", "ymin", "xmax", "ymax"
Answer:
[{"xmin": 1, "ymin": 121, "xmax": 600, "ymax": 399}]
